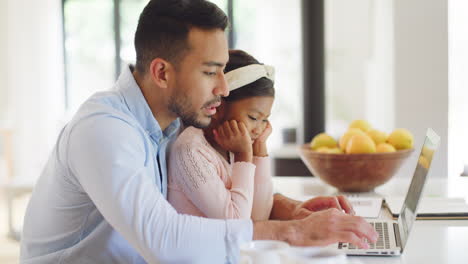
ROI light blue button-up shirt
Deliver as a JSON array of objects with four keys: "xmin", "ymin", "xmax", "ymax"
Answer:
[{"xmin": 20, "ymin": 66, "xmax": 253, "ymax": 264}]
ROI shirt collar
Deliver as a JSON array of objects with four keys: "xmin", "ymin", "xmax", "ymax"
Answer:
[{"xmin": 116, "ymin": 65, "xmax": 180, "ymax": 142}]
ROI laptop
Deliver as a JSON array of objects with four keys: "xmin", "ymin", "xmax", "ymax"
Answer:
[{"xmin": 337, "ymin": 128, "xmax": 440, "ymax": 256}]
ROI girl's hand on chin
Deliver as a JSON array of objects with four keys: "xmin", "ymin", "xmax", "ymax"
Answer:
[
  {"xmin": 255, "ymin": 121, "xmax": 272, "ymax": 144},
  {"xmin": 252, "ymin": 121, "xmax": 272, "ymax": 157},
  {"xmin": 213, "ymin": 120, "xmax": 252, "ymax": 161}
]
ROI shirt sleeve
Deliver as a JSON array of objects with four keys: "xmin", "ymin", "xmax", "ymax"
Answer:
[
  {"xmin": 251, "ymin": 156, "xmax": 274, "ymax": 220},
  {"xmin": 67, "ymin": 117, "xmax": 252, "ymax": 264},
  {"xmin": 171, "ymin": 141, "xmax": 256, "ymax": 219}
]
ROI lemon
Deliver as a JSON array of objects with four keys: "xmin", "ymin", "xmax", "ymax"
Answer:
[
  {"xmin": 327, "ymin": 148, "xmax": 344, "ymax": 154},
  {"xmin": 349, "ymin": 119, "xmax": 372, "ymax": 132},
  {"xmin": 315, "ymin": 146, "xmax": 330, "ymax": 153},
  {"xmin": 387, "ymin": 128, "xmax": 414, "ymax": 150},
  {"xmin": 310, "ymin": 133, "xmax": 338, "ymax": 150},
  {"xmin": 314, "ymin": 147, "xmax": 343, "ymax": 154},
  {"xmin": 346, "ymin": 134, "xmax": 376, "ymax": 154},
  {"xmin": 367, "ymin": 129, "xmax": 388, "ymax": 145},
  {"xmin": 376, "ymin": 143, "xmax": 396, "ymax": 153},
  {"xmin": 339, "ymin": 128, "xmax": 366, "ymax": 151}
]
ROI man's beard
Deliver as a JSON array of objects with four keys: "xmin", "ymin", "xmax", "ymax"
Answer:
[{"xmin": 168, "ymin": 92, "xmax": 220, "ymax": 129}]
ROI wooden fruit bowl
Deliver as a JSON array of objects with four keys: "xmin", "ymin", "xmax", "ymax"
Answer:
[{"xmin": 298, "ymin": 144, "xmax": 413, "ymax": 192}]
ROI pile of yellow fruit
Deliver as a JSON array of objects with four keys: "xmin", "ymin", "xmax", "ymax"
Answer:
[{"xmin": 310, "ymin": 120, "xmax": 414, "ymax": 154}]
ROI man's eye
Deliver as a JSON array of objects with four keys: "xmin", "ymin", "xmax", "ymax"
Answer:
[
  {"xmin": 248, "ymin": 115, "xmax": 257, "ymax": 121},
  {"xmin": 204, "ymin": 71, "xmax": 216, "ymax": 76}
]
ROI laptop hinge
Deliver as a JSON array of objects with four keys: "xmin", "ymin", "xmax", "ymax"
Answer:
[{"xmin": 393, "ymin": 223, "xmax": 402, "ymax": 248}]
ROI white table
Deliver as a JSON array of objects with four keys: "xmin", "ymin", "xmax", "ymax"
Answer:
[{"xmin": 272, "ymin": 176, "xmax": 468, "ymax": 264}]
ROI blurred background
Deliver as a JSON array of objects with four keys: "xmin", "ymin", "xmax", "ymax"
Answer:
[{"xmin": 0, "ymin": 0, "xmax": 467, "ymax": 262}]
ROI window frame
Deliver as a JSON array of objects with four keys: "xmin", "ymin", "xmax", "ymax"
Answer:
[
  {"xmin": 61, "ymin": 0, "xmax": 324, "ymax": 147},
  {"xmin": 61, "ymin": 0, "xmax": 236, "ymax": 110}
]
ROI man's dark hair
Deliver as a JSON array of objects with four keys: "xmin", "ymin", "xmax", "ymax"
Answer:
[
  {"xmin": 223, "ymin": 50, "xmax": 275, "ymax": 102},
  {"xmin": 134, "ymin": 0, "xmax": 228, "ymax": 73}
]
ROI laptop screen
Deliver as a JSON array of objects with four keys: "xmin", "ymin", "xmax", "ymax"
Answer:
[{"xmin": 397, "ymin": 128, "xmax": 440, "ymax": 251}]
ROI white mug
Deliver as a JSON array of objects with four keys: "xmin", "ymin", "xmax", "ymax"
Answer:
[
  {"xmin": 285, "ymin": 247, "xmax": 348, "ymax": 264},
  {"xmin": 239, "ymin": 240, "xmax": 290, "ymax": 264}
]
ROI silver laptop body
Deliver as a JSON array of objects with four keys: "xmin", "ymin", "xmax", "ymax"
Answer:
[{"xmin": 338, "ymin": 128, "xmax": 440, "ymax": 256}]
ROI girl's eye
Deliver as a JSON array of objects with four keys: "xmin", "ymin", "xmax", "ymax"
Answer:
[
  {"xmin": 204, "ymin": 71, "xmax": 216, "ymax": 76},
  {"xmin": 248, "ymin": 115, "xmax": 257, "ymax": 121},
  {"xmin": 262, "ymin": 119, "xmax": 269, "ymax": 123}
]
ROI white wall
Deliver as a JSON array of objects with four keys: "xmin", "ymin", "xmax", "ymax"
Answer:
[
  {"xmin": 394, "ymin": 0, "xmax": 448, "ymax": 178},
  {"xmin": 364, "ymin": 1, "xmax": 395, "ymax": 133},
  {"xmin": 325, "ymin": 0, "xmax": 395, "ymax": 138},
  {"xmin": 2, "ymin": 0, "xmax": 65, "ymax": 180},
  {"xmin": 325, "ymin": 0, "xmax": 372, "ymax": 134}
]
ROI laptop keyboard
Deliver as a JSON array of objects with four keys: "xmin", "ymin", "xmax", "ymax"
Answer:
[{"xmin": 338, "ymin": 222, "xmax": 390, "ymax": 250}]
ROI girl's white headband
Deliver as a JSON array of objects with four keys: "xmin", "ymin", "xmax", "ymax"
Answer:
[{"xmin": 225, "ymin": 64, "xmax": 275, "ymax": 91}]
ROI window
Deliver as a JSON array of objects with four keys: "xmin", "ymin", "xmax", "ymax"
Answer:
[
  {"xmin": 63, "ymin": 0, "xmax": 116, "ymax": 113},
  {"xmin": 119, "ymin": 0, "xmax": 150, "ymax": 72},
  {"xmin": 63, "ymin": 0, "xmax": 227, "ymax": 113},
  {"xmin": 449, "ymin": 0, "xmax": 468, "ymax": 177},
  {"xmin": 232, "ymin": 0, "xmax": 302, "ymax": 149},
  {"xmin": 62, "ymin": 0, "xmax": 303, "ymax": 149}
]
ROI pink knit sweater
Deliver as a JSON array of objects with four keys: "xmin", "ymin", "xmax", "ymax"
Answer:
[{"xmin": 167, "ymin": 126, "xmax": 273, "ymax": 220}]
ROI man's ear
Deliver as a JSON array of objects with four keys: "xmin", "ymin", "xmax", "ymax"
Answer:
[{"xmin": 148, "ymin": 58, "xmax": 171, "ymax": 89}]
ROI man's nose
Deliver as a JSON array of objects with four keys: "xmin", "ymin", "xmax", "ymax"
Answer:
[{"xmin": 215, "ymin": 72, "xmax": 229, "ymax": 97}]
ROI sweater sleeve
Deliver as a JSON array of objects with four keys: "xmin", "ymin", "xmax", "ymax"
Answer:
[
  {"xmin": 250, "ymin": 156, "xmax": 274, "ymax": 220},
  {"xmin": 172, "ymin": 141, "xmax": 256, "ymax": 219}
]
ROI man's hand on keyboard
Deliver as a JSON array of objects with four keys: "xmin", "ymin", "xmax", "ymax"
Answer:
[{"xmin": 287, "ymin": 208, "xmax": 379, "ymax": 249}]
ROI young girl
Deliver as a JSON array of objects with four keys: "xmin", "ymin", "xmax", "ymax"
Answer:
[{"xmin": 167, "ymin": 49, "xmax": 275, "ymax": 221}]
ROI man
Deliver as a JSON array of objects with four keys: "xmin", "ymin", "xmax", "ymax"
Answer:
[{"xmin": 20, "ymin": 0, "xmax": 378, "ymax": 263}]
